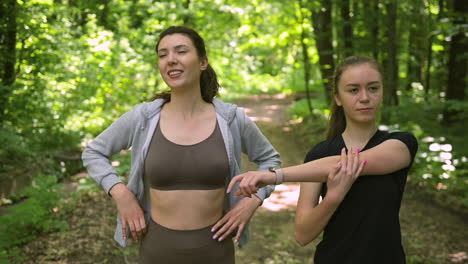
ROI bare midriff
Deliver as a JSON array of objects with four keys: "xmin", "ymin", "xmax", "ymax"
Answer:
[{"xmin": 150, "ymin": 188, "xmax": 225, "ymax": 230}]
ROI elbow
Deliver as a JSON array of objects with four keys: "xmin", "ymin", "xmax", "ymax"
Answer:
[{"xmin": 294, "ymin": 230, "xmax": 311, "ymax": 247}]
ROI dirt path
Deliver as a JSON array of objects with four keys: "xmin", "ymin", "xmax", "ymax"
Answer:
[{"xmin": 19, "ymin": 94, "xmax": 467, "ymax": 264}]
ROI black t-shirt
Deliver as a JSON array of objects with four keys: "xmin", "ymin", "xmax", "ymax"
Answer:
[{"xmin": 304, "ymin": 130, "xmax": 418, "ymax": 264}]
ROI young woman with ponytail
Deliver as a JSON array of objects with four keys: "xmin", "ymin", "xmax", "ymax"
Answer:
[
  {"xmin": 228, "ymin": 56, "xmax": 418, "ymax": 263},
  {"xmin": 83, "ymin": 26, "xmax": 280, "ymax": 263}
]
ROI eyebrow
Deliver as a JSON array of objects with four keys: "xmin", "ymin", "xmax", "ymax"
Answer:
[
  {"xmin": 157, "ymin": 44, "xmax": 189, "ymax": 53},
  {"xmin": 345, "ymin": 81, "xmax": 381, "ymax": 87}
]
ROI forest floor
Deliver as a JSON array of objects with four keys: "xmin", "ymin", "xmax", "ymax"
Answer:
[{"xmin": 17, "ymin": 94, "xmax": 468, "ymax": 264}]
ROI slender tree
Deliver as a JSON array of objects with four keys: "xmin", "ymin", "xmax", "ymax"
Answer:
[
  {"xmin": 443, "ymin": 0, "xmax": 467, "ymax": 123},
  {"xmin": 298, "ymin": 0, "xmax": 313, "ymax": 113},
  {"xmin": 405, "ymin": 0, "xmax": 426, "ymax": 91},
  {"xmin": 424, "ymin": 0, "xmax": 445, "ymax": 99},
  {"xmin": 0, "ymin": 0, "xmax": 17, "ymax": 122},
  {"xmin": 311, "ymin": 0, "xmax": 334, "ymax": 102},
  {"xmin": 383, "ymin": 0, "xmax": 398, "ymax": 106},
  {"xmin": 98, "ymin": 0, "xmax": 110, "ymax": 30},
  {"xmin": 340, "ymin": 0, "xmax": 353, "ymax": 57},
  {"xmin": 371, "ymin": 0, "xmax": 380, "ymax": 60},
  {"xmin": 183, "ymin": 0, "xmax": 192, "ymax": 25}
]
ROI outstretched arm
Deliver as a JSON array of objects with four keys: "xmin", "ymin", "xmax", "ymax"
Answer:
[
  {"xmin": 285, "ymin": 139, "xmax": 411, "ymax": 182},
  {"xmin": 227, "ymin": 139, "xmax": 410, "ymax": 197}
]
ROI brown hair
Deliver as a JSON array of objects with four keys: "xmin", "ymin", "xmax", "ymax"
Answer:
[
  {"xmin": 326, "ymin": 56, "xmax": 383, "ymax": 139},
  {"xmin": 154, "ymin": 26, "xmax": 220, "ymax": 102}
]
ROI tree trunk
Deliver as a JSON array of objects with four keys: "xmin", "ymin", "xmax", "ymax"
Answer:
[
  {"xmin": 299, "ymin": 0, "xmax": 312, "ymax": 113},
  {"xmin": 382, "ymin": 0, "xmax": 398, "ymax": 122},
  {"xmin": 443, "ymin": 0, "xmax": 467, "ymax": 123},
  {"xmin": 98, "ymin": 0, "xmax": 110, "ymax": 30},
  {"xmin": 183, "ymin": 0, "xmax": 192, "ymax": 25},
  {"xmin": 424, "ymin": 0, "xmax": 445, "ymax": 99},
  {"xmin": 0, "ymin": 0, "xmax": 17, "ymax": 122},
  {"xmin": 340, "ymin": 0, "xmax": 353, "ymax": 57},
  {"xmin": 405, "ymin": 0, "xmax": 425, "ymax": 91},
  {"xmin": 371, "ymin": 0, "xmax": 379, "ymax": 60},
  {"xmin": 129, "ymin": 0, "xmax": 145, "ymax": 29},
  {"xmin": 311, "ymin": 0, "xmax": 334, "ymax": 102}
]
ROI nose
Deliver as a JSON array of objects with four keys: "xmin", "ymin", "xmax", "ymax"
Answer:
[
  {"xmin": 359, "ymin": 89, "xmax": 370, "ymax": 102},
  {"xmin": 167, "ymin": 52, "xmax": 177, "ymax": 65}
]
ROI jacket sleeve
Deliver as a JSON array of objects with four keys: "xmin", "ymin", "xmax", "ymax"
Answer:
[
  {"xmin": 237, "ymin": 108, "xmax": 281, "ymax": 201},
  {"xmin": 81, "ymin": 105, "xmax": 140, "ymax": 195}
]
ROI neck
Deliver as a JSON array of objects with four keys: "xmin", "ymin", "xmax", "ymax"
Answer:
[
  {"xmin": 342, "ymin": 120, "xmax": 377, "ymax": 149},
  {"xmin": 165, "ymin": 87, "xmax": 208, "ymax": 119}
]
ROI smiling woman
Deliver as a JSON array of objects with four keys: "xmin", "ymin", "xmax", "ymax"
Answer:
[{"xmin": 81, "ymin": 26, "xmax": 280, "ymax": 264}]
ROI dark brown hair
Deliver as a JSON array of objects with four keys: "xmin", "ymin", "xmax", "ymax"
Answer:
[
  {"xmin": 154, "ymin": 26, "xmax": 220, "ymax": 102},
  {"xmin": 326, "ymin": 56, "xmax": 383, "ymax": 139}
]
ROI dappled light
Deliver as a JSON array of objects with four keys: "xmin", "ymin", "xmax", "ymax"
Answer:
[
  {"xmin": 262, "ymin": 184, "xmax": 300, "ymax": 212},
  {"xmin": 249, "ymin": 116, "xmax": 273, "ymax": 122},
  {"xmin": 243, "ymin": 103, "xmax": 288, "ymax": 124},
  {"xmin": 448, "ymin": 251, "xmax": 467, "ymax": 263}
]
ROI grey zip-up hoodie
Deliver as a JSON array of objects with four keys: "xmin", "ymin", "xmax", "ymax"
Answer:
[{"xmin": 82, "ymin": 98, "xmax": 281, "ymax": 247}]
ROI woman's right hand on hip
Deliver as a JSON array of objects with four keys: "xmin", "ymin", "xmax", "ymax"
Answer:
[{"xmin": 110, "ymin": 183, "xmax": 146, "ymax": 242}]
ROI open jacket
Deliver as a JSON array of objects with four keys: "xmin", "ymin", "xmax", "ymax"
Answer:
[{"xmin": 82, "ymin": 98, "xmax": 281, "ymax": 247}]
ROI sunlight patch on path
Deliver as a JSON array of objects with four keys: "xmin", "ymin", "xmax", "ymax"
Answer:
[
  {"xmin": 262, "ymin": 183, "xmax": 300, "ymax": 212},
  {"xmin": 241, "ymin": 102, "xmax": 289, "ymax": 125}
]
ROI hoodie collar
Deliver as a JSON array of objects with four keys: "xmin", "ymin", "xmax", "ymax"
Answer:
[{"xmin": 141, "ymin": 98, "xmax": 238, "ymax": 123}]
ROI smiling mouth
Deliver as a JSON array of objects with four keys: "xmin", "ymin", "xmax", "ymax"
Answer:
[{"xmin": 168, "ymin": 70, "xmax": 183, "ymax": 77}]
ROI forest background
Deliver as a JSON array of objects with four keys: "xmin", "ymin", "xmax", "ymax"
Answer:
[{"xmin": 0, "ymin": 0, "xmax": 466, "ymax": 263}]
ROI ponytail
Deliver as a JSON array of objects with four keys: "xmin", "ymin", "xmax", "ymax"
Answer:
[
  {"xmin": 326, "ymin": 100, "xmax": 346, "ymax": 139},
  {"xmin": 200, "ymin": 64, "xmax": 219, "ymax": 102}
]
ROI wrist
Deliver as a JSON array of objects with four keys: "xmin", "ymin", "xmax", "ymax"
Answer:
[
  {"xmin": 269, "ymin": 167, "xmax": 284, "ymax": 185},
  {"xmin": 324, "ymin": 191, "xmax": 345, "ymax": 206},
  {"xmin": 109, "ymin": 183, "xmax": 127, "ymax": 199},
  {"xmin": 251, "ymin": 194, "xmax": 263, "ymax": 207}
]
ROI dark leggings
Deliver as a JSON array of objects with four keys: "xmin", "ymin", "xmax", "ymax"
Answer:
[{"xmin": 139, "ymin": 219, "xmax": 235, "ymax": 264}]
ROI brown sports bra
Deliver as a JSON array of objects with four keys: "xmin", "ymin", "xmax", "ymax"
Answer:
[{"xmin": 144, "ymin": 120, "xmax": 229, "ymax": 190}]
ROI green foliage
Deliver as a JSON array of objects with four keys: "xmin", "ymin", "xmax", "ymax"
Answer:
[
  {"xmin": 112, "ymin": 151, "xmax": 132, "ymax": 179},
  {"xmin": 0, "ymin": 125, "xmax": 33, "ymax": 166},
  {"xmin": 263, "ymin": 251, "xmax": 306, "ymax": 264},
  {"xmin": 407, "ymin": 255, "xmax": 438, "ymax": 264},
  {"xmin": 0, "ymin": 175, "xmax": 67, "ymax": 250},
  {"xmin": 0, "ymin": 247, "xmax": 29, "ymax": 264}
]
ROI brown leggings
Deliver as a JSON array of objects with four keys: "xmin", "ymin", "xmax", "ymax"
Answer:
[{"xmin": 139, "ymin": 219, "xmax": 235, "ymax": 264}]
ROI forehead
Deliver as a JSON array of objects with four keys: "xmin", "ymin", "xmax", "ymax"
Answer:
[
  {"xmin": 158, "ymin": 33, "xmax": 194, "ymax": 51},
  {"xmin": 339, "ymin": 63, "xmax": 382, "ymax": 84}
]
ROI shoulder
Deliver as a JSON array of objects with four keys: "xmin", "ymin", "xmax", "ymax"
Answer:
[
  {"xmin": 137, "ymin": 99, "xmax": 165, "ymax": 118},
  {"xmin": 379, "ymin": 130, "xmax": 418, "ymax": 149},
  {"xmin": 374, "ymin": 130, "xmax": 418, "ymax": 159},
  {"xmin": 117, "ymin": 99, "xmax": 165, "ymax": 120},
  {"xmin": 388, "ymin": 131, "xmax": 418, "ymax": 156},
  {"xmin": 304, "ymin": 137, "xmax": 339, "ymax": 163},
  {"xmin": 212, "ymin": 98, "xmax": 239, "ymax": 122}
]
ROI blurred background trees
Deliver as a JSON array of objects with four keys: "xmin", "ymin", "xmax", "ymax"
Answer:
[{"xmin": 0, "ymin": 0, "xmax": 466, "ymax": 235}]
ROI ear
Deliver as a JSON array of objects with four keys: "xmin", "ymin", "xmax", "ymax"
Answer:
[
  {"xmin": 334, "ymin": 93, "xmax": 342, "ymax": 106},
  {"xmin": 200, "ymin": 57, "xmax": 208, "ymax": 71}
]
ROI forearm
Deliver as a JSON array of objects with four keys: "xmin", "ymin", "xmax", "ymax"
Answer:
[
  {"xmin": 282, "ymin": 156, "xmax": 340, "ymax": 183},
  {"xmin": 295, "ymin": 196, "xmax": 341, "ymax": 246}
]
